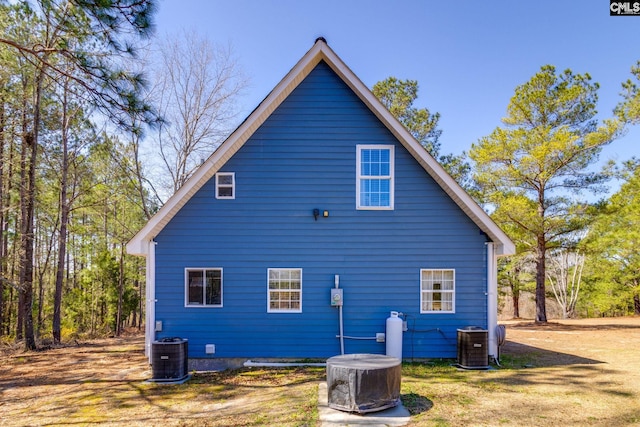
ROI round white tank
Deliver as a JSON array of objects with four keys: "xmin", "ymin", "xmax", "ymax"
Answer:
[{"xmin": 385, "ymin": 311, "xmax": 403, "ymax": 361}]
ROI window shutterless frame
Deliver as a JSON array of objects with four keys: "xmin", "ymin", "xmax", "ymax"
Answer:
[
  {"xmin": 356, "ymin": 145, "xmax": 394, "ymax": 210},
  {"xmin": 184, "ymin": 268, "xmax": 223, "ymax": 307},
  {"xmin": 267, "ymin": 268, "xmax": 302, "ymax": 313},
  {"xmin": 215, "ymin": 172, "xmax": 235, "ymax": 199},
  {"xmin": 420, "ymin": 269, "xmax": 455, "ymax": 313}
]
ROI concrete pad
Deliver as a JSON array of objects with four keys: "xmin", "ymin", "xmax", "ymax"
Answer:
[
  {"xmin": 318, "ymin": 382, "xmax": 411, "ymax": 426},
  {"xmin": 143, "ymin": 374, "xmax": 191, "ymax": 385}
]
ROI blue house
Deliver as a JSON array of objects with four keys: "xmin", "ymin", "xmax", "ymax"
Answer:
[{"xmin": 127, "ymin": 39, "xmax": 515, "ymax": 364}]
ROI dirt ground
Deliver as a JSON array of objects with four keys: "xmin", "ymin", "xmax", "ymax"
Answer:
[
  {"xmin": 481, "ymin": 317, "xmax": 640, "ymax": 426},
  {"xmin": 501, "ymin": 316, "xmax": 640, "ymax": 368},
  {"xmin": 1, "ymin": 317, "xmax": 639, "ymax": 426}
]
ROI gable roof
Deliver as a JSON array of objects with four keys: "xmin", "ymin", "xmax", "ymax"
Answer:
[{"xmin": 127, "ymin": 38, "xmax": 515, "ymax": 257}]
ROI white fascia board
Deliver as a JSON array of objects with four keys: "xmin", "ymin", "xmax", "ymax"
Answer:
[
  {"xmin": 127, "ymin": 42, "xmax": 327, "ymax": 256},
  {"xmin": 127, "ymin": 39, "xmax": 515, "ymax": 257},
  {"xmin": 126, "ymin": 141, "xmax": 241, "ymax": 256},
  {"xmin": 126, "ymin": 238, "xmax": 148, "ymax": 257},
  {"xmin": 319, "ymin": 43, "xmax": 515, "ymax": 256}
]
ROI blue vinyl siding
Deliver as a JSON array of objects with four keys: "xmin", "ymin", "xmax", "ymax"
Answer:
[{"xmin": 154, "ymin": 61, "xmax": 489, "ymax": 359}]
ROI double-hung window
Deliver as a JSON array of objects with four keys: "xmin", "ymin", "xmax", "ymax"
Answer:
[
  {"xmin": 420, "ymin": 269, "xmax": 455, "ymax": 313},
  {"xmin": 356, "ymin": 145, "xmax": 394, "ymax": 209},
  {"xmin": 267, "ymin": 268, "xmax": 302, "ymax": 313},
  {"xmin": 215, "ymin": 172, "xmax": 235, "ymax": 199},
  {"xmin": 185, "ymin": 268, "xmax": 223, "ymax": 307}
]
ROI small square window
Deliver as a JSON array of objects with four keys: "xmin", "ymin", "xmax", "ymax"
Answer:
[
  {"xmin": 185, "ymin": 268, "xmax": 223, "ymax": 307},
  {"xmin": 216, "ymin": 172, "xmax": 235, "ymax": 199}
]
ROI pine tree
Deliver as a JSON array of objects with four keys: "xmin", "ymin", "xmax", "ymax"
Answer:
[{"xmin": 470, "ymin": 65, "xmax": 619, "ymax": 322}]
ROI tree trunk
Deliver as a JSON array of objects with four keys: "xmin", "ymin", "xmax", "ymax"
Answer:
[
  {"xmin": 512, "ymin": 292, "xmax": 520, "ymax": 318},
  {"xmin": 131, "ymin": 285, "xmax": 137, "ymax": 330},
  {"xmin": 53, "ymin": 183, "xmax": 69, "ymax": 343},
  {"xmin": 535, "ymin": 187, "xmax": 548, "ymax": 323},
  {"xmin": 535, "ymin": 235, "xmax": 547, "ymax": 323},
  {"xmin": 2, "ymin": 129, "xmax": 15, "ymax": 336},
  {"xmin": 0, "ymin": 99, "xmax": 4, "ymax": 336},
  {"xmin": 53, "ymin": 79, "xmax": 71, "ymax": 344},
  {"xmin": 16, "ymin": 293, "xmax": 24, "ymax": 339},
  {"xmin": 36, "ymin": 264, "xmax": 45, "ymax": 337},
  {"xmin": 18, "ymin": 64, "xmax": 46, "ymax": 351},
  {"xmin": 634, "ymin": 293, "xmax": 640, "ymax": 316},
  {"xmin": 116, "ymin": 244, "xmax": 124, "ymax": 337},
  {"xmin": 19, "ymin": 128, "xmax": 37, "ymax": 350},
  {"xmin": 137, "ymin": 275, "xmax": 143, "ymax": 331},
  {"xmin": 17, "ymin": 84, "xmax": 28, "ymax": 342},
  {"xmin": 131, "ymin": 132, "xmax": 152, "ymax": 220},
  {"xmin": 6, "ymin": 287, "xmax": 14, "ymax": 336}
]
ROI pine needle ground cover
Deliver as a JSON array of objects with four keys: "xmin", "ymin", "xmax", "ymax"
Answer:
[{"xmin": 1, "ymin": 318, "xmax": 639, "ymax": 426}]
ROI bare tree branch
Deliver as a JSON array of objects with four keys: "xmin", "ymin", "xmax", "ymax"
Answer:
[{"xmin": 149, "ymin": 30, "xmax": 247, "ymax": 198}]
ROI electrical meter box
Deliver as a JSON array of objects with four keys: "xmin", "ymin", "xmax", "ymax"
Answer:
[{"xmin": 331, "ymin": 288, "xmax": 343, "ymax": 306}]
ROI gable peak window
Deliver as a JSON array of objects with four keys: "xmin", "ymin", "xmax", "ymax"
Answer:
[
  {"xmin": 356, "ymin": 145, "xmax": 394, "ymax": 210},
  {"xmin": 216, "ymin": 172, "xmax": 235, "ymax": 199}
]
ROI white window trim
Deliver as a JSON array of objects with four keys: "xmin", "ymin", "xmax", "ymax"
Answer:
[
  {"xmin": 420, "ymin": 268, "xmax": 455, "ymax": 314},
  {"xmin": 267, "ymin": 268, "xmax": 302, "ymax": 313},
  {"xmin": 215, "ymin": 172, "xmax": 235, "ymax": 199},
  {"xmin": 356, "ymin": 145, "xmax": 394, "ymax": 210},
  {"xmin": 184, "ymin": 267, "xmax": 224, "ymax": 308}
]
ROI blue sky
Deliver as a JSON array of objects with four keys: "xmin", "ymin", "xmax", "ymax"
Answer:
[{"xmin": 153, "ymin": 0, "xmax": 639, "ymax": 172}]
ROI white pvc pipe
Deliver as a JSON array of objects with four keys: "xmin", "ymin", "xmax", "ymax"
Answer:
[
  {"xmin": 145, "ymin": 240, "xmax": 157, "ymax": 363},
  {"xmin": 487, "ymin": 242, "xmax": 498, "ymax": 359},
  {"xmin": 244, "ymin": 360, "xmax": 326, "ymax": 368},
  {"xmin": 337, "ymin": 335, "xmax": 377, "ymax": 340},
  {"xmin": 335, "ymin": 274, "xmax": 345, "ymax": 355},
  {"xmin": 339, "ymin": 305, "xmax": 345, "ymax": 354}
]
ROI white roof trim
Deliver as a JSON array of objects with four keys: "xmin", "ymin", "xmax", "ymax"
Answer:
[{"xmin": 127, "ymin": 39, "xmax": 515, "ymax": 257}]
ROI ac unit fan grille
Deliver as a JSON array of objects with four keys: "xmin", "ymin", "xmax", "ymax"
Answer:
[
  {"xmin": 151, "ymin": 338, "xmax": 189, "ymax": 380},
  {"xmin": 457, "ymin": 328, "xmax": 489, "ymax": 369}
]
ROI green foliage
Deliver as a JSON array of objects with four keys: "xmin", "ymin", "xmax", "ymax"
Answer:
[
  {"xmin": 616, "ymin": 60, "xmax": 640, "ymax": 124},
  {"xmin": 373, "ymin": 77, "xmax": 442, "ymax": 156},
  {"xmin": 0, "ymin": 0, "xmax": 156, "ymax": 344},
  {"xmin": 471, "ymin": 67, "xmax": 618, "ymax": 201},
  {"xmin": 498, "ymin": 253, "xmax": 536, "ymax": 317},
  {"xmin": 372, "ymin": 76, "xmax": 473, "ymax": 189},
  {"xmin": 470, "ymin": 65, "xmax": 620, "ymax": 321},
  {"xmin": 580, "ymin": 161, "xmax": 640, "ymax": 316},
  {"xmin": 97, "ymin": 250, "xmax": 120, "ymax": 332},
  {"xmin": 1, "ymin": 0, "xmax": 159, "ymax": 133},
  {"xmin": 579, "ymin": 261, "xmax": 633, "ymax": 317}
]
